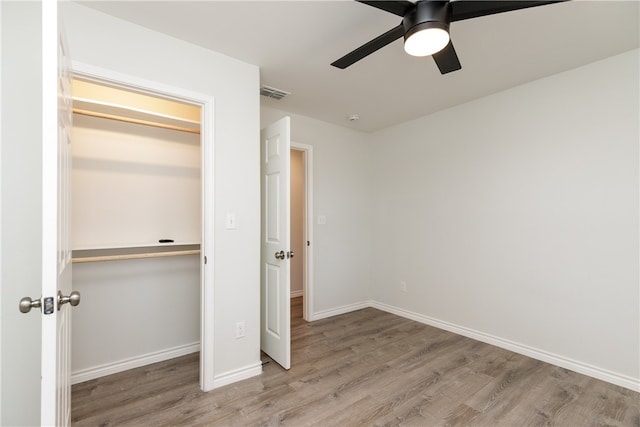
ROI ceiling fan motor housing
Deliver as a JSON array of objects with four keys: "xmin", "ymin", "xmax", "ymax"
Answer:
[{"xmin": 403, "ymin": 0, "xmax": 451, "ymax": 41}]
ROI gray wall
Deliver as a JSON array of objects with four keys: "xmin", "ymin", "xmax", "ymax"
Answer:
[
  {"xmin": 263, "ymin": 49, "xmax": 639, "ymax": 389},
  {"xmin": 370, "ymin": 49, "xmax": 639, "ymax": 386}
]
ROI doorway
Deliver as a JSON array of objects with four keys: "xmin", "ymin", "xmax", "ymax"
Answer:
[
  {"xmin": 69, "ymin": 63, "xmax": 215, "ymax": 391},
  {"xmin": 290, "ymin": 142, "xmax": 314, "ymax": 323},
  {"xmin": 290, "ymin": 148, "xmax": 305, "ymax": 324},
  {"xmin": 259, "ymin": 123, "xmax": 314, "ymax": 370}
]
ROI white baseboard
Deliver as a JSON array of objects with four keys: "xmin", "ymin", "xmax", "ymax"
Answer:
[
  {"xmin": 71, "ymin": 342, "xmax": 200, "ymax": 385},
  {"xmin": 291, "ymin": 289, "xmax": 304, "ymax": 298},
  {"xmin": 212, "ymin": 362, "xmax": 262, "ymax": 389},
  {"xmin": 310, "ymin": 301, "xmax": 369, "ymax": 321},
  {"xmin": 370, "ymin": 301, "xmax": 639, "ymax": 392}
]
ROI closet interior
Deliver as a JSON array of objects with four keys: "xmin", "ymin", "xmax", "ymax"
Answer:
[{"xmin": 70, "ymin": 79, "xmax": 202, "ymax": 384}]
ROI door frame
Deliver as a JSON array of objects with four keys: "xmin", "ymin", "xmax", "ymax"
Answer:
[
  {"xmin": 70, "ymin": 61, "xmax": 216, "ymax": 391},
  {"xmin": 0, "ymin": 5, "xmax": 3, "ymax": 425},
  {"xmin": 290, "ymin": 142, "xmax": 313, "ymax": 321}
]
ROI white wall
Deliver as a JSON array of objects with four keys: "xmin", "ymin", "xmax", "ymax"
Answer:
[
  {"xmin": 2, "ymin": 6, "xmax": 635, "ymax": 426},
  {"xmin": 262, "ymin": 108, "xmax": 372, "ymax": 317},
  {"xmin": 0, "ymin": 3, "xmax": 43, "ymax": 425},
  {"xmin": 62, "ymin": 2, "xmax": 261, "ymax": 384},
  {"xmin": 55, "ymin": 2, "xmax": 640, "ymax": 397},
  {"xmin": 370, "ymin": 49, "xmax": 639, "ymax": 388},
  {"xmin": 72, "ymin": 114, "xmax": 201, "ymax": 249},
  {"xmin": 72, "ymin": 256, "xmax": 200, "ymax": 381},
  {"xmin": 59, "ymin": 2, "xmax": 640, "ymax": 393},
  {"xmin": 70, "ymin": 113, "xmax": 201, "ymax": 381}
]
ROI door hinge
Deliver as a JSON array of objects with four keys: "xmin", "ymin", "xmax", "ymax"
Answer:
[{"xmin": 204, "ymin": 255, "xmax": 207, "ymax": 265}]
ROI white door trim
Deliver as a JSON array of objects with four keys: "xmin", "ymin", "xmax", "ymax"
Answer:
[
  {"xmin": 0, "ymin": 0, "xmax": 3, "ymax": 414},
  {"xmin": 41, "ymin": 2, "xmax": 68, "ymax": 422},
  {"xmin": 70, "ymin": 61, "xmax": 216, "ymax": 391},
  {"xmin": 290, "ymin": 142, "xmax": 313, "ymax": 322},
  {"xmin": 0, "ymin": 1, "xmax": 4, "ymax": 423}
]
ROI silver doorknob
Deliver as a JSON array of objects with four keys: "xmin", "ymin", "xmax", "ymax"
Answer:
[
  {"xmin": 275, "ymin": 250, "xmax": 285, "ymax": 260},
  {"xmin": 19, "ymin": 296, "xmax": 42, "ymax": 314},
  {"xmin": 287, "ymin": 251, "xmax": 295, "ymax": 259},
  {"xmin": 57, "ymin": 290, "xmax": 81, "ymax": 310}
]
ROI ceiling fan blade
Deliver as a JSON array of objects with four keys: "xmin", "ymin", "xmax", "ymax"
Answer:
[
  {"xmin": 432, "ymin": 41, "xmax": 462, "ymax": 74},
  {"xmin": 331, "ymin": 24, "xmax": 405, "ymax": 69},
  {"xmin": 357, "ymin": 0, "xmax": 415, "ymax": 17},
  {"xmin": 450, "ymin": 0, "xmax": 566, "ymax": 22}
]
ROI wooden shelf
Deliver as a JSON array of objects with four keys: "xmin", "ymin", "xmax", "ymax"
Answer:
[
  {"xmin": 72, "ymin": 244, "xmax": 201, "ymax": 263},
  {"xmin": 72, "ymin": 79, "xmax": 201, "ymax": 135},
  {"xmin": 73, "ymin": 107, "xmax": 200, "ymax": 134}
]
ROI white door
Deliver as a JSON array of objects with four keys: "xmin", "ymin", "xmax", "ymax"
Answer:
[
  {"xmin": 1, "ymin": 2, "xmax": 49, "ymax": 424},
  {"xmin": 41, "ymin": 1, "xmax": 76, "ymax": 424},
  {"xmin": 260, "ymin": 117, "xmax": 291, "ymax": 369}
]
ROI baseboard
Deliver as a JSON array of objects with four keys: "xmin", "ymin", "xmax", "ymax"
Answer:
[
  {"xmin": 71, "ymin": 342, "xmax": 200, "ymax": 385},
  {"xmin": 212, "ymin": 362, "xmax": 262, "ymax": 389},
  {"xmin": 291, "ymin": 289, "xmax": 304, "ymax": 298},
  {"xmin": 310, "ymin": 301, "xmax": 370, "ymax": 321},
  {"xmin": 370, "ymin": 301, "xmax": 639, "ymax": 392}
]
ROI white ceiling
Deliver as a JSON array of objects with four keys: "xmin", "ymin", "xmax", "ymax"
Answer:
[{"xmin": 78, "ymin": 0, "xmax": 639, "ymax": 132}]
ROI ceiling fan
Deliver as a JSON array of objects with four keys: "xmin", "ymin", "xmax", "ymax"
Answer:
[{"xmin": 331, "ymin": 0, "xmax": 565, "ymax": 74}]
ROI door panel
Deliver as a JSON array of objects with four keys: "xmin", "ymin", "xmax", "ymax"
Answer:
[
  {"xmin": 260, "ymin": 117, "xmax": 291, "ymax": 369},
  {"xmin": 266, "ymin": 265, "xmax": 281, "ymax": 336},
  {"xmin": 266, "ymin": 173, "xmax": 281, "ymax": 242}
]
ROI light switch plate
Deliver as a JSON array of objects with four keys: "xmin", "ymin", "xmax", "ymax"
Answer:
[{"xmin": 226, "ymin": 213, "xmax": 236, "ymax": 229}]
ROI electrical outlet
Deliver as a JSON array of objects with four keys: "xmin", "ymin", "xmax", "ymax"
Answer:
[
  {"xmin": 235, "ymin": 321, "xmax": 245, "ymax": 338},
  {"xmin": 400, "ymin": 281, "xmax": 407, "ymax": 292}
]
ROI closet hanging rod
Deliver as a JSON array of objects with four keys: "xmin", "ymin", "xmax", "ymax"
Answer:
[
  {"xmin": 72, "ymin": 249, "xmax": 200, "ymax": 264},
  {"xmin": 73, "ymin": 108, "xmax": 201, "ymax": 135}
]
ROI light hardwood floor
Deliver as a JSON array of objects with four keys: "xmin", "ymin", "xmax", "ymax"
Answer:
[{"xmin": 72, "ymin": 297, "xmax": 639, "ymax": 426}]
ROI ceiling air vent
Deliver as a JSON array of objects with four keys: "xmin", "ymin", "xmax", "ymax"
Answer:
[{"xmin": 260, "ymin": 85, "xmax": 290, "ymax": 100}]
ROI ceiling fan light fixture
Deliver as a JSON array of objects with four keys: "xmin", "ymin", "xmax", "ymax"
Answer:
[
  {"xmin": 404, "ymin": 24, "xmax": 450, "ymax": 57},
  {"xmin": 402, "ymin": 1, "xmax": 451, "ymax": 57}
]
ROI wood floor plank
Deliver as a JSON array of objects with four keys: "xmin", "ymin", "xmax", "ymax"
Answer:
[
  {"xmin": 383, "ymin": 367, "xmax": 493, "ymax": 423},
  {"xmin": 314, "ymin": 395, "xmax": 395, "ymax": 427},
  {"xmin": 72, "ymin": 302, "xmax": 640, "ymax": 426},
  {"xmin": 495, "ymin": 365, "xmax": 589, "ymax": 427}
]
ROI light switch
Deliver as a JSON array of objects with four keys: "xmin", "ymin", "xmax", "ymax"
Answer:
[
  {"xmin": 226, "ymin": 213, "xmax": 237, "ymax": 229},
  {"xmin": 317, "ymin": 215, "xmax": 326, "ymax": 225}
]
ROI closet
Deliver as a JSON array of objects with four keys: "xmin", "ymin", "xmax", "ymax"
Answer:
[{"xmin": 70, "ymin": 79, "xmax": 202, "ymax": 384}]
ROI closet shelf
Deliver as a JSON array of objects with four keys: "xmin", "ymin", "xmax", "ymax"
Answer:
[
  {"xmin": 73, "ymin": 108, "xmax": 200, "ymax": 135},
  {"xmin": 72, "ymin": 244, "xmax": 201, "ymax": 263},
  {"xmin": 72, "ymin": 97, "xmax": 201, "ymax": 135}
]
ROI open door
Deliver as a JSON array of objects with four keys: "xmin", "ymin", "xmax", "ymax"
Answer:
[
  {"xmin": 260, "ymin": 117, "xmax": 291, "ymax": 369},
  {"xmin": 41, "ymin": 2, "xmax": 78, "ymax": 424}
]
